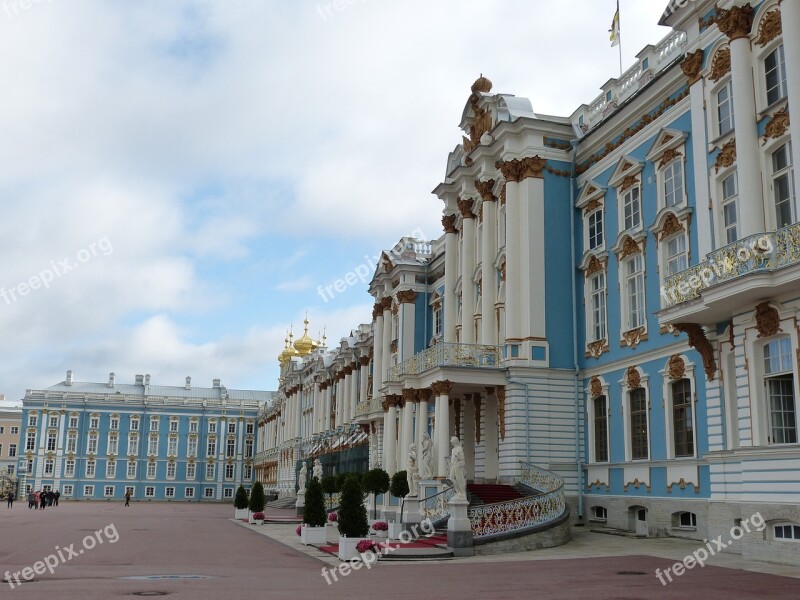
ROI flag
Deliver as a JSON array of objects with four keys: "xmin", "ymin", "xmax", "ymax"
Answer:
[{"xmin": 609, "ymin": 2, "xmax": 620, "ymax": 47}]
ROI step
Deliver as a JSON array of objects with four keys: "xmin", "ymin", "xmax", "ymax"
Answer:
[
  {"xmin": 379, "ymin": 547, "xmax": 454, "ymax": 560},
  {"xmin": 590, "ymin": 526, "xmax": 644, "ymax": 538}
]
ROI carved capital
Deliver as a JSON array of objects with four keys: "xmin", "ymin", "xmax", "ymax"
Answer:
[
  {"xmin": 495, "ymin": 156, "xmax": 547, "ymax": 182},
  {"xmin": 418, "ymin": 389, "xmax": 433, "ymax": 403},
  {"xmin": 442, "ymin": 214, "xmax": 458, "ymax": 234},
  {"xmin": 457, "ymin": 197, "xmax": 477, "ymax": 219},
  {"xmin": 359, "ymin": 355, "xmax": 371, "ymax": 366},
  {"xmin": 717, "ymin": 4, "xmax": 754, "ymax": 41},
  {"xmin": 396, "ymin": 289, "xmax": 417, "ymax": 304},
  {"xmin": 373, "ymin": 302, "xmax": 383, "ymax": 320},
  {"xmin": 381, "ymin": 297, "xmax": 393, "ymax": 312},
  {"xmin": 680, "ymin": 49, "xmax": 704, "ymax": 86},
  {"xmin": 432, "ymin": 380, "xmax": 453, "ymax": 397},
  {"xmin": 402, "ymin": 388, "xmax": 417, "ymax": 403},
  {"xmin": 475, "ymin": 179, "xmax": 497, "ymax": 202}
]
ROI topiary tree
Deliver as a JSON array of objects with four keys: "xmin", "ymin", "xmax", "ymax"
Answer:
[
  {"xmin": 391, "ymin": 470, "xmax": 410, "ymax": 524},
  {"xmin": 362, "ymin": 468, "xmax": 390, "ymax": 520},
  {"xmin": 248, "ymin": 481, "xmax": 265, "ymax": 513},
  {"xmin": 337, "ymin": 475, "xmax": 369, "ymax": 538},
  {"xmin": 304, "ymin": 476, "xmax": 327, "ymax": 527},
  {"xmin": 234, "ymin": 485, "xmax": 249, "ymax": 510},
  {"xmin": 322, "ymin": 475, "xmax": 338, "ymax": 510},
  {"xmin": 335, "ymin": 472, "xmax": 349, "ymax": 493}
]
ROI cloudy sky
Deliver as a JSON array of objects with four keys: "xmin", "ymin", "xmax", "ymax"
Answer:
[{"xmin": 0, "ymin": 0, "xmax": 670, "ymax": 404}]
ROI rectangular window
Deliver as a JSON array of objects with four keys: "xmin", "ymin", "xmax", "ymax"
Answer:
[
  {"xmin": 225, "ymin": 463, "xmax": 235, "ymax": 480},
  {"xmin": 148, "ymin": 436, "xmax": 158, "ymax": 456},
  {"xmin": 127, "ymin": 461, "xmax": 136, "ymax": 479},
  {"xmin": 246, "ymin": 422, "xmax": 254, "ymax": 435},
  {"xmin": 185, "ymin": 487, "xmax": 195, "ymax": 498},
  {"xmin": 771, "ymin": 144, "xmax": 796, "ymax": 228},
  {"xmin": 47, "ymin": 431, "xmax": 57, "ymax": 452},
  {"xmin": 28, "ymin": 414, "xmax": 37, "ymax": 427},
  {"xmin": 588, "ymin": 209, "xmax": 604, "ymax": 249},
  {"xmin": 228, "ymin": 422, "xmax": 236, "ymax": 435},
  {"xmin": 106, "ymin": 460, "xmax": 117, "ymax": 478},
  {"xmin": 66, "ymin": 432, "xmax": 77, "ymax": 454},
  {"xmin": 765, "ymin": 44, "xmax": 787, "ymax": 106},
  {"xmin": 672, "ymin": 379, "xmax": 694, "ymax": 457},
  {"xmin": 83, "ymin": 485, "xmax": 94, "ymax": 497},
  {"xmin": 434, "ymin": 306, "xmax": 443, "ymax": 336},
  {"xmin": 589, "ymin": 273, "xmax": 607, "ymax": 342},
  {"xmin": 166, "ymin": 462, "xmax": 176, "ymax": 480},
  {"xmin": 26, "ymin": 459, "xmax": 33, "ymax": 474},
  {"xmin": 26, "ymin": 432, "xmax": 36, "ymax": 451},
  {"xmin": 87, "ymin": 435, "xmax": 98, "ymax": 454},
  {"xmin": 145, "ymin": 486, "xmax": 155, "ymax": 498},
  {"xmin": 165, "ymin": 487, "xmax": 175, "ymax": 498},
  {"xmin": 8, "ymin": 444, "xmax": 16, "ymax": 458},
  {"xmin": 187, "ymin": 437, "xmax": 197, "ymax": 457},
  {"xmin": 223, "ymin": 488, "xmax": 234, "ymax": 499},
  {"xmin": 593, "ymin": 396, "xmax": 609, "ymax": 462},
  {"xmin": 68, "ymin": 417, "xmax": 78, "ymax": 429},
  {"xmin": 189, "ymin": 420, "xmax": 198, "ymax": 433},
  {"xmin": 49, "ymin": 416, "xmax": 58, "ymax": 428},
  {"xmin": 167, "ymin": 437, "xmax": 178, "ymax": 456},
  {"xmin": 130, "ymin": 419, "xmax": 140, "ymax": 431},
  {"xmin": 65, "ymin": 459, "xmax": 75, "ymax": 477},
  {"xmin": 90, "ymin": 417, "xmax": 99, "ymax": 429},
  {"xmin": 104, "ymin": 486, "xmax": 115, "ymax": 497},
  {"xmin": 722, "ymin": 172, "xmax": 739, "ymax": 244},
  {"xmin": 226, "ymin": 439, "xmax": 236, "ymax": 458},
  {"xmin": 150, "ymin": 418, "xmax": 159, "ymax": 432},
  {"xmin": 10, "ymin": 426, "xmax": 18, "ymax": 435},
  {"xmin": 44, "ymin": 458, "xmax": 54, "ymax": 475},
  {"xmin": 764, "ymin": 338, "xmax": 797, "ymax": 444},
  {"xmin": 110, "ymin": 417, "xmax": 119, "ymax": 430},
  {"xmin": 85, "ymin": 461, "xmax": 96, "ymax": 478},
  {"xmin": 204, "ymin": 487, "xmax": 215, "ymax": 498},
  {"xmin": 774, "ymin": 524, "xmax": 800, "ymax": 541},
  {"xmin": 666, "ymin": 235, "xmax": 688, "ymax": 276},
  {"xmin": 243, "ymin": 464, "xmax": 252, "ymax": 480},
  {"xmin": 108, "ymin": 436, "xmax": 119, "ymax": 455},
  {"xmin": 169, "ymin": 420, "xmax": 179, "ymax": 432},
  {"xmin": 630, "ymin": 388, "xmax": 649, "ymax": 460},
  {"xmin": 208, "ymin": 421, "xmax": 217, "ymax": 434},
  {"xmin": 206, "ymin": 463, "xmax": 215, "ymax": 481},
  {"xmin": 186, "ymin": 462, "xmax": 196, "ymax": 480},
  {"xmin": 623, "ymin": 187, "xmax": 641, "ymax": 230},
  {"xmin": 664, "ymin": 161, "xmax": 684, "ymax": 207},
  {"xmin": 624, "ymin": 254, "xmax": 646, "ymax": 330},
  {"xmin": 63, "ymin": 485, "xmax": 73, "ymax": 496},
  {"xmin": 146, "ymin": 462, "xmax": 157, "ymax": 479},
  {"xmin": 207, "ymin": 440, "xmax": 216, "ymax": 457},
  {"xmin": 717, "ymin": 82, "xmax": 734, "ymax": 136},
  {"xmin": 245, "ymin": 439, "xmax": 253, "ymax": 459}
]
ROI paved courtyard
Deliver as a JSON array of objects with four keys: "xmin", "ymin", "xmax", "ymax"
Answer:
[{"xmin": 1, "ymin": 501, "xmax": 799, "ymax": 599}]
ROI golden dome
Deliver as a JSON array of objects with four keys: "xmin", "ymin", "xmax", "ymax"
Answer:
[
  {"xmin": 471, "ymin": 73, "xmax": 493, "ymax": 94},
  {"xmin": 293, "ymin": 317, "xmax": 316, "ymax": 356},
  {"xmin": 278, "ymin": 330, "xmax": 302, "ymax": 366}
]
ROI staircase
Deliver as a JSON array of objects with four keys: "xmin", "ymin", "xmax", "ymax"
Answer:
[
  {"xmin": 266, "ymin": 495, "xmax": 297, "ymax": 509},
  {"xmin": 467, "ymin": 483, "xmax": 525, "ymax": 506}
]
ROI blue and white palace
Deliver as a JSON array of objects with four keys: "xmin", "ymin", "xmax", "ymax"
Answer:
[
  {"xmin": 256, "ymin": 0, "xmax": 800, "ymax": 566},
  {"xmin": 20, "ymin": 372, "xmax": 271, "ymax": 502}
]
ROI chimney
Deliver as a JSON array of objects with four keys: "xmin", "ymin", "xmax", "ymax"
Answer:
[
  {"xmin": 212, "ymin": 378, "xmax": 221, "ymax": 388},
  {"xmin": 135, "ymin": 374, "xmax": 144, "ymax": 385},
  {"xmin": 144, "ymin": 374, "xmax": 150, "ymax": 386},
  {"xmin": 108, "ymin": 372, "xmax": 116, "ymax": 388},
  {"xmin": 185, "ymin": 376, "xmax": 191, "ymax": 390},
  {"xmin": 65, "ymin": 370, "xmax": 73, "ymax": 386}
]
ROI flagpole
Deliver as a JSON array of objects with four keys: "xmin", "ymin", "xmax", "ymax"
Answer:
[{"xmin": 617, "ymin": 0, "xmax": 623, "ymax": 77}]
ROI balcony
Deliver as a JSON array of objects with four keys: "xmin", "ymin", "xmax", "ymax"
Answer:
[
  {"xmin": 658, "ymin": 224, "xmax": 800, "ymax": 325},
  {"xmin": 386, "ymin": 343, "xmax": 504, "ymax": 384}
]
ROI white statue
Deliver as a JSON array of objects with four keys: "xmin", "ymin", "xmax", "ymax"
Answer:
[
  {"xmin": 449, "ymin": 436, "xmax": 467, "ymax": 500},
  {"xmin": 419, "ymin": 432, "xmax": 433, "ymax": 479},
  {"xmin": 370, "ymin": 432, "xmax": 379, "ymax": 468},
  {"xmin": 313, "ymin": 458, "xmax": 323, "ymax": 482},
  {"xmin": 298, "ymin": 461, "xmax": 308, "ymax": 491},
  {"xmin": 407, "ymin": 446, "xmax": 420, "ymax": 497}
]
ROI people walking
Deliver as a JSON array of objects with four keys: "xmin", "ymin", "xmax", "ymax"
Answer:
[
  {"xmin": 54, "ymin": 490, "xmax": 60, "ymax": 506},
  {"xmin": 28, "ymin": 490, "xmax": 35, "ymax": 509},
  {"xmin": 39, "ymin": 490, "xmax": 46, "ymax": 510},
  {"xmin": 124, "ymin": 490, "xmax": 131, "ymax": 507},
  {"xmin": 33, "ymin": 490, "xmax": 40, "ymax": 510},
  {"xmin": 6, "ymin": 492, "xmax": 13, "ymax": 508}
]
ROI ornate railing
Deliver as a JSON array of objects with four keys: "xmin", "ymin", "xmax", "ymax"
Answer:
[
  {"xmin": 420, "ymin": 484, "xmax": 455, "ymax": 525},
  {"xmin": 661, "ymin": 224, "xmax": 800, "ymax": 309},
  {"xmin": 387, "ymin": 343, "xmax": 502, "ymax": 382},
  {"xmin": 468, "ymin": 462, "xmax": 566, "ymax": 540},
  {"xmin": 354, "ymin": 398, "xmax": 381, "ymax": 418},
  {"xmin": 324, "ymin": 493, "xmax": 341, "ymax": 512}
]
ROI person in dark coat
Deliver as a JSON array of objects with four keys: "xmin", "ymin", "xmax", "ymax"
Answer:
[
  {"xmin": 39, "ymin": 490, "xmax": 46, "ymax": 510},
  {"xmin": 54, "ymin": 490, "xmax": 60, "ymax": 506},
  {"xmin": 6, "ymin": 492, "xmax": 13, "ymax": 508}
]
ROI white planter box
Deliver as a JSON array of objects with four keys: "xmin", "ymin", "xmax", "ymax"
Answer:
[
  {"xmin": 325, "ymin": 523, "xmax": 339, "ymax": 544},
  {"xmin": 338, "ymin": 536, "xmax": 370, "ymax": 561},
  {"xmin": 301, "ymin": 526, "xmax": 327, "ymax": 545},
  {"xmin": 388, "ymin": 522, "xmax": 404, "ymax": 540},
  {"xmin": 235, "ymin": 508, "xmax": 248, "ymax": 520},
  {"xmin": 253, "ymin": 519, "xmax": 264, "ymax": 526},
  {"xmin": 370, "ymin": 528, "xmax": 388, "ymax": 538}
]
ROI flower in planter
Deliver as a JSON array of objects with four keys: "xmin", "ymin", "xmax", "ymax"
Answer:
[
  {"xmin": 252, "ymin": 512, "xmax": 266, "ymax": 521},
  {"xmin": 356, "ymin": 539, "xmax": 378, "ymax": 554},
  {"xmin": 371, "ymin": 521, "xmax": 389, "ymax": 532},
  {"xmin": 328, "ymin": 512, "xmax": 338, "ymax": 522},
  {"xmin": 296, "ymin": 525, "xmax": 302, "ymax": 536}
]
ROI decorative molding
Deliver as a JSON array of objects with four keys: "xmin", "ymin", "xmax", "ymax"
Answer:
[
  {"xmin": 762, "ymin": 108, "xmax": 790, "ymax": 145},
  {"xmin": 585, "ymin": 339, "xmax": 610, "ymax": 359},
  {"xmin": 431, "ymin": 380, "xmax": 453, "ymax": 396},
  {"xmin": 674, "ymin": 323, "xmax": 717, "ymax": 380},
  {"xmin": 666, "ymin": 477, "xmax": 699, "ymax": 493},
  {"xmin": 584, "ymin": 255, "xmax": 607, "ymax": 278},
  {"xmin": 474, "ymin": 179, "xmax": 497, "ymax": 202},
  {"xmin": 620, "ymin": 174, "xmax": 639, "ymax": 192},
  {"xmin": 496, "ymin": 156, "xmax": 547, "ymax": 182},
  {"xmin": 754, "ymin": 9, "xmax": 782, "ymax": 47},
  {"xmin": 657, "ymin": 212, "xmax": 686, "ymax": 241},
  {"xmin": 616, "ymin": 235, "xmax": 643, "ymax": 259},
  {"xmin": 590, "ymin": 376, "xmax": 603, "ymax": 398},
  {"xmin": 680, "ymin": 49, "xmax": 704, "ymax": 86},
  {"xmin": 755, "ymin": 302, "xmax": 782, "ymax": 338},
  {"xmin": 708, "ymin": 46, "xmax": 731, "ymax": 83},
  {"xmin": 442, "ymin": 214, "xmax": 458, "ymax": 234},
  {"xmin": 668, "ymin": 355, "xmax": 686, "ymax": 380},
  {"xmin": 714, "ymin": 138, "xmax": 737, "ymax": 173},
  {"xmin": 716, "ymin": 4, "xmax": 754, "ymax": 41},
  {"xmin": 657, "ymin": 147, "xmax": 683, "ymax": 168},
  {"xmin": 587, "ymin": 479, "xmax": 609, "ymax": 491},
  {"xmin": 381, "ymin": 297, "xmax": 393, "ymax": 311},
  {"xmin": 402, "ymin": 388, "xmax": 417, "ymax": 404},
  {"xmin": 397, "ymin": 289, "xmax": 418, "ymax": 304},
  {"xmin": 457, "ymin": 197, "xmax": 477, "ymax": 219},
  {"xmin": 626, "ymin": 366, "xmax": 642, "ymax": 389},
  {"xmin": 497, "ymin": 387, "xmax": 506, "ymax": 441},
  {"xmin": 583, "ymin": 198, "xmax": 603, "ymax": 215},
  {"xmin": 621, "ymin": 327, "xmax": 648, "ymax": 349},
  {"xmin": 623, "ymin": 477, "xmax": 651, "ymax": 493}
]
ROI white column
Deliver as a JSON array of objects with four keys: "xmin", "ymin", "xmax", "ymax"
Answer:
[
  {"xmin": 781, "ymin": 0, "xmax": 800, "ymax": 169},
  {"xmin": 350, "ymin": 363, "xmax": 359, "ymax": 422},
  {"xmin": 324, "ymin": 384, "xmax": 332, "ymax": 431},
  {"xmin": 383, "ymin": 397, "xmax": 398, "ymax": 476},
  {"xmin": 443, "ymin": 215, "xmax": 459, "ymax": 342},
  {"xmin": 459, "ymin": 199, "xmax": 477, "ymax": 345},
  {"xmin": 342, "ymin": 370, "xmax": 352, "ymax": 424},
  {"xmin": 400, "ymin": 390, "xmax": 414, "ymax": 470},
  {"xmin": 720, "ymin": 6, "xmax": 765, "ymax": 235},
  {"xmin": 435, "ymin": 382, "xmax": 452, "ymax": 479},
  {"xmin": 519, "ymin": 167, "xmax": 546, "ymax": 343},
  {"xmin": 382, "ymin": 301, "xmax": 393, "ymax": 386},
  {"xmin": 372, "ymin": 305, "xmax": 384, "ymax": 398},
  {"xmin": 478, "ymin": 182, "xmax": 498, "ymax": 345},
  {"xmin": 501, "ymin": 174, "xmax": 521, "ymax": 342},
  {"xmin": 416, "ymin": 390, "xmax": 430, "ymax": 463},
  {"xmin": 334, "ymin": 377, "xmax": 343, "ymax": 429},
  {"xmin": 399, "ymin": 291, "xmax": 417, "ymax": 359},
  {"xmin": 359, "ymin": 358, "xmax": 369, "ymax": 411}
]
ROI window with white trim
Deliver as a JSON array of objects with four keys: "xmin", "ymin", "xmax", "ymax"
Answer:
[
  {"xmin": 44, "ymin": 458, "xmax": 54, "ymax": 475},
  {"xmin": 185, "ymin": 487, "xmax": 195, "ymax": 498},
  {"xmin": 223, "ymin": 487, "xmax": 234, "ymax": 499},
  {"xmin": 771, "ymin": 143, "xmax": 796, "ymax": 229},
  {"xmin": 49, "ymin": 415, "xmax": 58, "ymax": 428},
  {"xmin": 166, "ymin": 462, "xmax": 176, "ymax": 480},
  {"xmin": 721, "ymin": 171, "xmax": 739, "ymax": 244},
  {"xmin": 127, "ymin": 461, "xmax": 136, "ymax": 479},
  {"xmin": 189, "ymin": 419, "xmax": 198, "ymax": 433},
  {"xmin": 28, "ymin": 413, "xmax": 37, "ymax": 427},
  {"xmin": 65, "ymin": 459, "xmax": 75, "ymax": 477},
  {"xmin": 25, "ymin": 431, "xmax": 36, "ymax": 451},
  {"xmin": 187, "ymin": 436, "xmax": 197, "ymax": 458},
  {"xmin": 146, "ymin": 462, "xmax": 157, "ymax": 479},
  {"xmin": 592, "ymin": 395, "xmax": 609, "ymax": 463},
  {"xmin": 148, "ymin": 435, "xmax": 158, "ymax": 456},
  {"xmin": 672, "ymin": 511, "xmax": 697, "ymax": 529},
  {"xmin": 63, "ymin": 485, "xmax": 73, "ymax": 496},
  {"xmin": 167, "ymin": 436, "xmax": 178, "ymax": 457},
  {"xmin": 110, "ymin": 416, "xmax": 119, "ymax": 430},
  {"xmin": 243, "ymin": 464, "xmax": 252, "ymax": 480},
  {"xmin": 587, "ymin": 208, "xmax": 604, "ymax": 250},
  {"xmin": 47, "ymin": 431, "xmax": 57, "ymax": 452},
  {"xmin": 150, "ymin": 417, "xmax": 159, "ymax": 432},
  {"xmin": 89, "ymin": 416, "xmax": 99, "ymax": 429},
  {"xmin": 208, "ymin": 420, "xmax": 217, "ymax": 434},
  {"xmin": 106, "ymin": 460, "xmax": 116, "ymax": 479},
  {"xmin": 169, "ymin": 419, "xmax": 179, "ymax": 432},
  {"xmin": 225, "ymin": 463, "xmax": 235, "ymax": 481},
  {"xmin": 186, "ymin": 462, "xmax": 196, "ymax": 480},
  {"xmin": 206, "ymin": 463, "xmax": 215, "ymax": 481},
  {"xmin": 87, "ymin": 433, "xmax": 98, "ymax": 454},
  {"xmin": 107, "ymin": 435, "xmax": 119, "ymax": 456},
  {"xmin": 68, "ymin": 416, "xmax": 78, "ymax": 428},
  {"xmin": 165, "ymin": 487, "xmax": 175, "ymax": 498},
  {"xmin": 672, "ymin": 379, "xmax": 695, "ymax": 457},
  {"xmin": 623, "ymin": 254, "xmax": 646, "ymax": 331},
  {"xmin": 588, "ymin": 272, "xmax": 607, "ymax": 343},
  {"xmin": 765, "ymin": 44, "xmax": 787, "ymax": 106},
  {"xmin": 622, "ymin": 187, "xmax": 641, "ymax": 231},
  {"xmin": 716, "ymin": 80, "xmax": 734, "ymax": 137},
  {"xmin": 204, "ymin": 487, "xmax": 215, "ymax": 498},
  {"xmin": 207, "ymin": 439, "xmax": 216, "ymax": 457},
  {"xmin": 763, "ymin": 337, "xmax": 797, "ymax": 445},
  {"xmin": 130, "ymin": 417, "xmax": 139, "ymax": 431},
  {"xmin": 127, "ymin": 433, "xmax": 139, "ymax": 456},
  {"xmin": 590, "ymin": 506, "xmax": 608, "ymax": 522},
  {"xmin": 663, "ymin": 160, "xmax": 685, "ymax": 208},
  {"xmin": 85, "ymin": 460, "xmax": 96, "ymax": 478},
  {"xmin": 83, "ymin": 485, "xmax": 94, "ymax": 497},
  {"xmin": 145, "ymin": 486, "xmax": 155, "ymax": 498},
  {"xmin": 774, "ymin": 523, "xmax": 800, "ymax": 541},
  {"xmin": 629, "ymin": 388, "xmax": 649, "ymax": 460},
  {"xmin": 664, "ymin": 233, "xmax": 688, "ymax": 276},
  {"xmin": 104, "ymin": 486, "xmax": 115, "ymax": 497}
]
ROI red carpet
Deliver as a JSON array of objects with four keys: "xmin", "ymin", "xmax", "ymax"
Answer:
[
  {"xmin": 317, "ymin": 533, "xmax": 448, "ymax": 557},
  {"xmin": 467, "ymin": 483, "xmax": 522, "ymax": 504}
]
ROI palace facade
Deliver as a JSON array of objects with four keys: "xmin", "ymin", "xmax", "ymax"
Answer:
[{"xmin": 256, "ymin": 0, "xmax": 800, "ymax": 565}]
